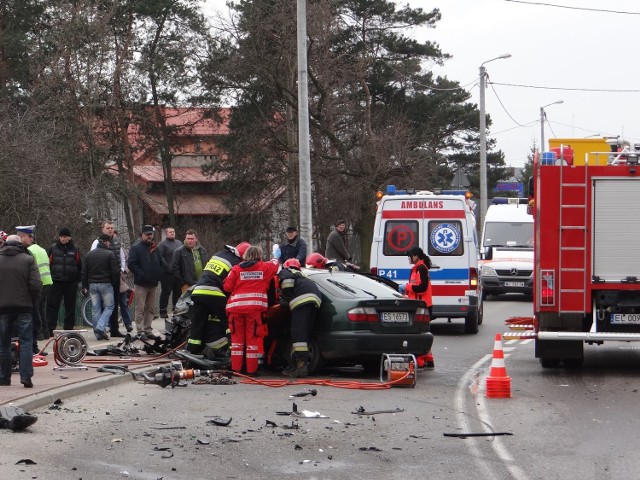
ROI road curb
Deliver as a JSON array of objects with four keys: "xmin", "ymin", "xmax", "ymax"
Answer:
[{"xmin": 8, "ymin": 366, "xmax": 157, "ymax": 413}]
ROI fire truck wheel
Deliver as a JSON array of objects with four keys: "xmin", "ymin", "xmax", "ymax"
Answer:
[
  {"xmin": 539, "ymin": 357, "xmax": 561, "ymax": 368},
  {"xmin": 464, "ymin": 310, "xmax": 479, "ymax": 334},
  {"xmin": 562, "ymin": 357, "xmax": 584, "ymax": 369}
]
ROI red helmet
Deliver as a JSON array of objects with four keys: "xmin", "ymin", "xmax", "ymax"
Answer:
[
  {"xmin": 283, "ymin": 258, "xmax": 301, "ymax": 269},
  {"xmin": 306, "ymin": 253, "xmax": 327, "ymax": 269},
  {"xmin": 235, "ymin": 241, "xmax": 251, "ymax": 258},
  {"xmin": 0, "ymin": 231, "xmax": 6, "ymax": 241}
]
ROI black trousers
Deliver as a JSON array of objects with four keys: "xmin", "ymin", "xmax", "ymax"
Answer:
[
  {"xmin": 187, "ymin": 295, "xmax": 228, "ymax": 352},
  {"xmin": 290, "ymin": 304, "xmax": 317, "ymax": 346},
  {"xmin": 159, "ymin": 272, "xmax": 181, "ymax": 314},
  {"xmin": 32, "ymin": 285, "xmax": 50, "ymax": 347},
  {"xmin": 47, "ymin": 281, "xmax": 78, "ymax": 331}
]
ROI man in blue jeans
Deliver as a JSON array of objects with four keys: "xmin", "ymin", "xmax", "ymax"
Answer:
[
  {"xmin": 0, "ymin": 235, "xmax": 42, "ymax": 388},
  {"xmin": 81, "ymin": 234, "xmax": 119, "ymax": 340}
]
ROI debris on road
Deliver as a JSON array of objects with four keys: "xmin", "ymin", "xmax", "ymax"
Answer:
[
  {"xmin": 15, "ymin": 458, "xmax": 37, "ymax": 465},
  {"xmin": 206, "ymin": 416, "xmax": 232, "ymax": 426},
  {"xmin": 289, "ymin": 389, "xmax": 317, "ymax": 398},
  {"xmin": 443, "ymin": 431, "xmax": 513, "ymax": 438},
  {"xmin": 352, "ymin": 406, "xmax": 404, "ymax": 415}
]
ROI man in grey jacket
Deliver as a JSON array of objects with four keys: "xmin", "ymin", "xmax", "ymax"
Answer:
[
  {"xmin": 0, "ymin": 235, "xmax": 42, "ymax": 388},
  {"xmin": 325, "ymin": 220, "xmax": 351, "ymax": 263}
]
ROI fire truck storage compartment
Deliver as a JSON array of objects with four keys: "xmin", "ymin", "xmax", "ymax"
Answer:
[{"xmin": 592, "ymin": 178, "xmax": 640, "ymax": 281}]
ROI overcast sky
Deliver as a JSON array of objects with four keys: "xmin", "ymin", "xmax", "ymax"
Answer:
[
  {"xmin": 423, "ymin": 0, "xmax": 640, "ymax": 167},
  {"xmin": 203, "ymin": 0, "xmax": 640, "ymax": 168}
]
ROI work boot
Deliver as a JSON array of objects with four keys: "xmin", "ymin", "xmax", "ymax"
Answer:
[{"xmin": 282, "ymin": 359, "xmax": 309, "ymax": 378}]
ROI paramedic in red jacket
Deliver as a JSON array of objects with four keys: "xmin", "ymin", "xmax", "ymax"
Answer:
[
  {"xmin": 403, "ymin": 246, "xmax": 434, "ymax": 368},
  {"xmin": 223, "ymin": 246, "xmax": 280, "ymax": 374}
]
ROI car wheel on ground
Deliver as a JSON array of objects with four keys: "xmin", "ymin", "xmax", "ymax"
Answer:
[{"xmin": 464, "ymin": 309, "xmax": 479, "ymax": 334}]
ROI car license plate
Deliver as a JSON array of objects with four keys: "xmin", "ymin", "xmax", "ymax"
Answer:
[
  {"xmin": 504, "ymin": 282, "xmax": 525, "ymax": 287},
  {"xmin": 381, "ymin": 312, "xmax": 409, "ymax": 323},
  {"xmin": 611, "ymin": 313, "xmax": 640, "ymax": 324}
]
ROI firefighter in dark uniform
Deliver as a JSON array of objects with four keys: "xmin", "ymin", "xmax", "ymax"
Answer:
[
  {"xmin": 278, "ymin": 258, "xmax": 322, "ymax": 377},
  {"xmin": 185, "ymin": 242, "xmax": 250, "ymax": 358}
]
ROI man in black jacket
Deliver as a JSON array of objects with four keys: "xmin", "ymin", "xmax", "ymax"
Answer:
[
  {"xmin": 172, "ymin": 229, "xmax": 207, "ymax": 293},
  {"xmin": 279, "ymin": 226, "xmax": 307, "ymax": 265},
  {"xmin": 127, "ymin": 225, "xmax": 164, "ymax": 340},
  {"xmin": 157, "ymin": 227, "xmax": 182, "ymax": 319},
  {"xmin": 0, "ymin": 235, "xmax": 42, "ymax": 388},
  {"xmin": 82, "ymin": 234, "xmax": 119, "ymax": 340},
  {"xmin": 46, "ymin": 227, "xmax": 82, "ymax": 334}
]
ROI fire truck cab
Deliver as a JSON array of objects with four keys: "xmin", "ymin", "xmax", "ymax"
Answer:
[
  {"xmin": 531, "ymin": 139, "xmax": 640, "ymax": 367},
  {"xmin": 370, "ymin": 185, "xmax": 483, "ymax": 334}
]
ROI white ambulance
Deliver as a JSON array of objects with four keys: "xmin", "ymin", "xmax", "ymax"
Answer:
[
  {"xmin": 369, "ymin": 186, "xmax": 483, "ymax": 334},
  {"xmin": 479, "ymin": 198, "xmax": 534, "ymax": 300}
]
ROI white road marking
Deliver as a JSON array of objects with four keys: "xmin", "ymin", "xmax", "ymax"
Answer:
[{"xmin": 455, "ymin": 347, "xmax": 531, "ymax": 480}]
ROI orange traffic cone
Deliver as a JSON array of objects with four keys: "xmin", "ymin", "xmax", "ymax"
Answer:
[{"xmin": 485, "ymin": 333, "xmax": 511, "ymax": 398}]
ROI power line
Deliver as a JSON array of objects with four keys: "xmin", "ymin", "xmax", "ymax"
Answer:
[
  {"xmin": 488, "ymin": 81, "xmax": 530, "ymax": 127},
  {"xmin": 490, "ymin": 81, "xmax": 640, "ymax": 93},
  {"xmin": 504, "ymin": 0, "xmax": 640, "ymax": 15}
]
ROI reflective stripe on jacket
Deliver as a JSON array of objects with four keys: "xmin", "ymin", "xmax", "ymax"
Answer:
[
  {"xmin": 406, "ymin": 259, "xmax": 432, "ymax": 306},
  {"xmin": 28, "ymin": 244, "xmax": 53, "ymax": 286},
  {"xmin": 277, "ymin": 268, "xmax": 321, "ymax": 311},
  {"xmin": 224, "ymin": 259, "xmax": 279, "ymax": 314},
  {"xmin": 192, "ymin": 249, "xmax": 239, "ymax": 297}
]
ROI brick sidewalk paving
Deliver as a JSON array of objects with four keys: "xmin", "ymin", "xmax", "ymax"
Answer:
[{"xmin": 0, "ymin": 317, "xmax": 170, "ymax": 411}]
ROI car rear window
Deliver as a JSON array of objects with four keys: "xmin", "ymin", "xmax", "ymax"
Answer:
[{"xmin": 310, "ymin": 272, "xmax": 402, "ymax": 299}]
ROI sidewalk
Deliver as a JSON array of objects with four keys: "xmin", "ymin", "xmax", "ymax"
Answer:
[{"xmin": 1, "ymin": 317, "xmax": 171, "ymax": 412}]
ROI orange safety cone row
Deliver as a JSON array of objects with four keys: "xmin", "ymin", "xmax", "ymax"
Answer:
[{"xmin": 485, "ymin": 333, "xmax": 511, "ymax": 398}]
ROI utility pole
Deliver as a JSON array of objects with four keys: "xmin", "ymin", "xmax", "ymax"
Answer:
[
  {"xmin": 297, "ymin": 0, "xmax": 313, "ymax": 247},
  {"xmin": 478, "ymin": 54, "xmax": 511, "ymax": 230}
]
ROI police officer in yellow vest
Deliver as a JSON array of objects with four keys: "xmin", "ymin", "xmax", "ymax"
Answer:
[{"xmin": 16, "ymin": 225, "xmax": 53, "ymax": 355}]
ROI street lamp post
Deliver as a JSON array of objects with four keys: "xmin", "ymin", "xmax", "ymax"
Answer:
[
  {"xmin": 479, "ymin": 53, "xmax": 511, "ymax": 229},
  {"xmin": 539, "ymin": 100, "xmax": 563, "ymax": 153}
]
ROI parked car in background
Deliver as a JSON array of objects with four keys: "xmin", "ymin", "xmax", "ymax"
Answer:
[{"xmin": 266, "ymin": 269, "xmax": 434, "ymax": 373}]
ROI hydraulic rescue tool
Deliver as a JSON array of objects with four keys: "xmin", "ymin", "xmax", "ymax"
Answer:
[
  {"xmin": 132, "ymin": 361, "xmax": 232, "ymax": 388},
  {"xmin": 379, "ymin": 353, "xmax": 416, "ymax": 387}
]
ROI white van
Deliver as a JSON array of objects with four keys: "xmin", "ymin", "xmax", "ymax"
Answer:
[
  {"xmin": 369, "ymin": 186, "xmax": 483, "ymax": 334},
  {"xmin": 479, "ymin": 198, "xmax": 534, "ymax": 300}
]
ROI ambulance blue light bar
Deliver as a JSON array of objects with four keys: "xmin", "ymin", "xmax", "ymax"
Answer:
[
  {"xmin": 491, "ymin": 197, "xmax": 529, "ymax": 205},
  {"xmin": 385, "ymin": 185, "xmax": 416, "ymax": 195}
]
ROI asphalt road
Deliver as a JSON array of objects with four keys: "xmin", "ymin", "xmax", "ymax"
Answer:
[{"xmin": 2, "ymin": 295, "xmax": 639, "ymax": 480}]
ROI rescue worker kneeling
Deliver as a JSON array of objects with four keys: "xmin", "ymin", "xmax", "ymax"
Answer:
[
  {"xmin": 278, "ymin": 258, "xmax": 322, "ymax": 377},
  {"xmin": 223, "ymin": 246, "xmax": 280, "ymax": 374},
  {"xmin": 401, "ymin": 246, "xmax": 434, "ymax": 368}
]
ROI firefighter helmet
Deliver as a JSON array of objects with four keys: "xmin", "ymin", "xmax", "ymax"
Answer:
[
  {"xmin": 235, "ymin": 241, "xmax": 251, "ymax": 258},
  {"xmin": 306, "ymin": 253, "xmax": 327, "ymax": 269},
  {"xmin": 283, "ymin": 258, "xmax": 301, "ymax": 269}
]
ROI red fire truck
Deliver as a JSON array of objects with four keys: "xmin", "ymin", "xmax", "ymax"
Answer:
[{"xmin": 529, "ymin": 139, "xmax": 640, "ymax": 367}]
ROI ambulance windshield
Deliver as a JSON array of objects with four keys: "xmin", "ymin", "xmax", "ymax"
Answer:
[{"xmin": 483, "ymin": 222, "xmax": 534, "ymax": 248}]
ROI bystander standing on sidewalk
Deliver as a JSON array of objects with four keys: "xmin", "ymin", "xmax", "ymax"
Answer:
[
  {"xmin": 157, "ymin": 227, "xmax": 182, "ymax": 319},
  {"xmin": 0, "ymin": 235, "xmax": 42, "ymax": 388},
  {"xmin": 82, "ymin": 234, "xmax": 119, "ymax": 340},
  {"xmin": 127, "ymin": 225, "xmax": 164, "ymax": 340},
  {"xmin": 16, "ymin": 225, "xmax": 52, "ymax": 354},
  {"xmin": 91, "ymin": 221, "xmax": 127, "ymax": 337},
  {"xmin": 173, "ymin": 230, "xmax": 207, "ymax": 294},
  {"xmin": 46, "ymin": 227, "xmax": 82, "ymax": 334}
]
